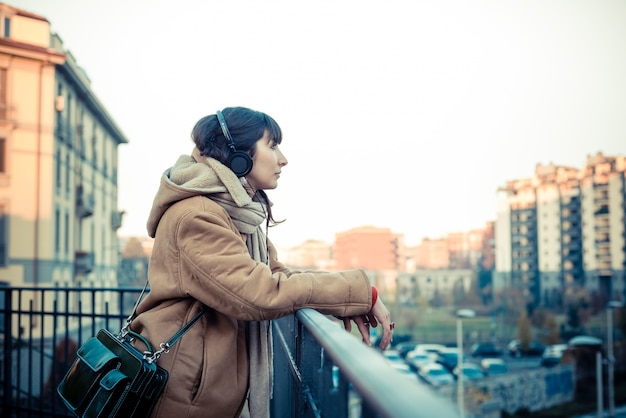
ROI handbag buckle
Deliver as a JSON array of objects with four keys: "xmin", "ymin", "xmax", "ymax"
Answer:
[{"xmin": 144, "ymin": 342, "xmax": 171, "ymax": 364}]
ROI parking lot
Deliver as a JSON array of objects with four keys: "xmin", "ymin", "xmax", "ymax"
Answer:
[{"xmin": 380, "ymin": 339, "xmax": 566, "ymax": 388}]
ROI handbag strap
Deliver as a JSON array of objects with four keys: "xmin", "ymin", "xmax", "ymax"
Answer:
[
  {"xmin": 120, "ymin": 278, "xmax": 209, "ymax": 364},
  {"xmin": 144, "ymin": 306, "xmax": 208, "ymax": 364}
]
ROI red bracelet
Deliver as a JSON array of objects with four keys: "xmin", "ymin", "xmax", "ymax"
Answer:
[{"xmin": 371, "ymin": 286, "xmax": 378, "ymax": 309}]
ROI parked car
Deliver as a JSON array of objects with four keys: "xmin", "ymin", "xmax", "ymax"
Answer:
[
  {"xmin": 410, "ymin": 344, "xmax": 447, "ymax": 356},
  {"xmin": 417, "ymin": 363, "xmax": 455, "ymax": 387},
  {"xmin": 382, "ymin": 349, "xmax": 416, "ymax": 377},
  {"xmin": 405, "ymin": 351, "xmax": 437, "ymax": 372},
  {"xmin": 435, "ymin": 347, "xmax": 459, "ymax": 372},
  {"xmin": 507, "ymin": 339, "xmax": 546, "ymax": 357},
  {"xmin": 470, "ymin": 342, "xmax": 503, "ymax": 357},
  {"xmin": 480, "ymin": 358, "xmax": 508, "ymax": 376},
  {"xmin": 540, "ymin": 343, "xmax": 568, "ymax": 367},
  {"xmin": 387, "ymin": 360, "xmax": 413, "ymax": 375},
  {"xmin": 452, "ymin": 362, "xmax": 485, "ymax": 381},
  {"xmin": 382, "ymin": 349, "xmax": 405, "ymax": 365},
  {"xmin": 394, "ymin": 341, "xmax": 420, "ymax": 358}
]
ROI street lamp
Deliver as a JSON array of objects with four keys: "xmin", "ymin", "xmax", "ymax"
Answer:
[
  {"xmin": 607, "ymin": 300, "xmax": 623, "ymax": 418},
  {"xmin": 456, "ymin": 308, "xmax": 476, "ymax": 418}
]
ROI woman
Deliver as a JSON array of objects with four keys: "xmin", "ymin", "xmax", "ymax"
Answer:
[{"xmin": 133, "ymin": 106, "xmax": 393, "ymax": 418}]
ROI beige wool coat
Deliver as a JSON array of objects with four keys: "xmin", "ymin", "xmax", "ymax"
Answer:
[{"xmin": 132, "ymin": 153, "xmax": 373, "ymax": 418}]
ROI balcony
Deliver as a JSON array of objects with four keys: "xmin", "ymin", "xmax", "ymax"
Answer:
[
  {"xmin": 0, "ymin": 286, "xmax": 461, "ymax": 418},
  {"xmin": 594, "ymin": 204, "xmax": 609, "ymax": 216},
  {"xmin": 76, "ymin": 185, "xmax": 95, "ymax": 218},
  {"xmin": 74, "ymin": 250, "xmax": 94, "ymax": 274},
  {"xmin": 111, "ymin": 211, "xmax": 125, "ymax": 230}
]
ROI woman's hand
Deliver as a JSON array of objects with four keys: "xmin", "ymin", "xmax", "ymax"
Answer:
[{"xmin": 342, "ymin": 297, "xmax": 394, "ymax": 350}]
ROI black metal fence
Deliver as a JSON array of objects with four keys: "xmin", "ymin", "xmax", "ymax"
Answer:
[
  {"xmin": 1, "ymin": 285, "xmax": 144, "ymax": 417},
  {"xmin": 0, "ymin": 286, "xmax": 458, "ymax": 418}
]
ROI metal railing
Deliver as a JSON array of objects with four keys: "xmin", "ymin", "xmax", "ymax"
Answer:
[
  {"xmin": 1, "ymin": 285, "xmax": 144, "ymax": 417},
  {"xmin": 0, "ymin": 286, "xmax": 459, "ymax": 417},
  {"xmin": 272, "ymin": 309, "xmax": 460, "ymax": 418}
]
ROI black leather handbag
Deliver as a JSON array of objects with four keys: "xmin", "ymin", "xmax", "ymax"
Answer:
[{"xmin": 57, "ymin": 283, "xmax": 207, "ymax": 418}]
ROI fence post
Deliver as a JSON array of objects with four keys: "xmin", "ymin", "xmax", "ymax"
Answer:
[
  {"xmin": 597, "ymin": 351, "xmax": 603, "ymax": 418},
  {"xmin": 1, "ymin": 286, "xmax": 12, "ymax": 414}
]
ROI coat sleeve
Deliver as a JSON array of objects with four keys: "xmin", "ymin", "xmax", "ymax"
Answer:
[{"xmin": 172, "ymin": 202, "xmax": 373, "ymax": 321}]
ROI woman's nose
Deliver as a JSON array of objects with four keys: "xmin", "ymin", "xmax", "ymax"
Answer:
[{"xmin": 278, "ymin": 148, "xmax": 288, "ymax": 166}]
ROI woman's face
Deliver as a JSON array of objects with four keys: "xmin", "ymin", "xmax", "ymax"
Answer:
[{"xmin": 245, "ymin": 130, "xmax": 288, "ymax": 190}]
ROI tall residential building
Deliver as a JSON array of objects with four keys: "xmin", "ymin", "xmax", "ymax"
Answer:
[
  {"xmin": 494, "ymin": 154, "xmax": 626, "ymax": 308},
  {"xmin": 0, "ymin": 4, "xmax": 128, "ymax": 288},
  {"xmin": 580, "ymin": 154, "xmax": 626, "ymax": 300}
]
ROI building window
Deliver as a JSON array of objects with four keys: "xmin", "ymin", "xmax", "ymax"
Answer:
[
  {"xmin": 67, "ymin": 94, "xmax": 73, "ymax": 145},
  {"xmin": 0, "ymin": 137, "xmax": 5, "ymax": 173},
  {"xmin": 65, "ymin": 150, "xmax": 70, "ymax": 194},
  {"xmin": 55, "ymin": 148, "xmax": 61, "ymax": 189},
  {"xmin": 54, "ymin": 208, "xmax": 60, "ymax": 255},
  {"xmin": 64, "ymin": 212, "xmax": 69, "ymax": 256},
  {"xmin": 0, "ymin": 67, "xmax": 6, "ymax": 120},
  {"xmin": 3, "ymin": 17, "xmax": 9, "ymax": 38}
]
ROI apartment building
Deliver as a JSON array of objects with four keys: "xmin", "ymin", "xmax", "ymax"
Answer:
[
  {"xmin": 333, "ymin": 225, "xmax": 405, "ymax": 271},
  {"xmin": 408, "ymin": 223, "xmax": 493, "ymax": 271},
  {"xmin": 409, "ymin": 237, "xmax": 449, "ymax": 269},
  {"xmin": 279, "ymin": 239, "xmax": 334, "ymax": 270},
  {"xmin": 494, "ymin": 154, "xmax": 626, "ymax": 308},
  {"xmin": 0, "ymin": 4, "xmax": 127, "ymax": 288}
]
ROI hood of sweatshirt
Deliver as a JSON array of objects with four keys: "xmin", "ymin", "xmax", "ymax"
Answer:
[{"xmin": 146, "ymin": 147, "xmax": 253, "ymax": 237}]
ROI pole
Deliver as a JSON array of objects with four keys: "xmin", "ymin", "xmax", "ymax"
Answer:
[
  {"xmin": 457, "ymin": 317, "xmax": 464, "ymax": 418},
  {"xmin": 597, "ymin": 351, "xmax": 604, "ymax": 418},
  {"xmin": 607, "ymin": 307, "xmax": 615, "ymax": 418}
]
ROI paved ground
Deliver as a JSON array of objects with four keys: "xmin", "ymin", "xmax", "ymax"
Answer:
[{"xmin": 575, "ymin": 404, "xmax": 626, "ymax": 418}]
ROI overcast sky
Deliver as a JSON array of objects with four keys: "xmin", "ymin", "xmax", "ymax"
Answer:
[{"xmin": 17, "ymin": 0, "xmax": 626, "ymax": 247}]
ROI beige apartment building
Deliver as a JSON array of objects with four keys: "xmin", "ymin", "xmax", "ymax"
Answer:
[
  {"xmin": 280, "ymin": 239, "xmax": 334, "ymax": 270},
  {"xmin": 0, "ymin": 4, "xmax": 128, "ymax": 288},
  {"xmin": 494, "ymin": 153, "xmax": 626, "ymax": 308}
]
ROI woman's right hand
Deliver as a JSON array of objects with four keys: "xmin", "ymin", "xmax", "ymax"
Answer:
[{"xmin": 342, "ymin": 296, "xmax": 394, "ymax": 350}]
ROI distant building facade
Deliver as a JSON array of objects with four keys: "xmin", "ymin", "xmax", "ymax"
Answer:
[
  {"xmin": 333, "ymin": 225, "xmax": 405, "ymax": 271},
  {"xmin": 0, "ymin": 4, "xmax": 127, "ymax": 287},
  {"xmin": 280, "ymin": 239, "xmax": 334, "ymax": 270},
  {"xmin": 408, "ymin": 223, "xmax": 493, "ymax": 272},
  {"xmin": 409, "ymin": 237, "xmax": 449, "ymax": 269},
  {"xmin": 397, "ymin": 269, "xmax": 473, "ymax": 306},
  {"xmin": 494, "ymin": 153, "xmax": 626, "ymax": 308}
]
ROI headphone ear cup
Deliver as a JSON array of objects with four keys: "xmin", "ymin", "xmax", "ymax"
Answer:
[{"xmin": 227, "ymin": 151, "xmax": 253, "ymax": 177}]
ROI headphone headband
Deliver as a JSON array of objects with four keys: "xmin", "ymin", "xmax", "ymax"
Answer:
[{"xmin": 216, "ymin": 110, "xmax": 237, "ymax": 153}]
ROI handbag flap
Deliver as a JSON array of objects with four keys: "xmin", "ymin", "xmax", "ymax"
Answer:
[
  {"xmin": 77, "ymin": 337, "xmax": 119, "ymax": 372},
  {"xmin": 100, "ymin": 369, "xmax": 129, "ymax": 391},
  {"xmin": 96, "ymin": 329, "xmax": 148, "ymax": 375}
]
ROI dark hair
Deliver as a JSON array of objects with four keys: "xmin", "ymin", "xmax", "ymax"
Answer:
[
  {"xmin": 192, "ymin": 106, "xmax": 282, "ymax": 163},
  {"xmin": 192, "ymin": 106, "xmax": 284, "ymax": 225}
]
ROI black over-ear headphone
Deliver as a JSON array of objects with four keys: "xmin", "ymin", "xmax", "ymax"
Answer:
[{"xmin": 216, "ymin": 110, "xmax": 253, "ymax": 177}]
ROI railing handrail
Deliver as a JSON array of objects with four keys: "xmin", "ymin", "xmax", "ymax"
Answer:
[{"xmin": 296, "ymin": 308, "xmax": 460, "ymax": 418}]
